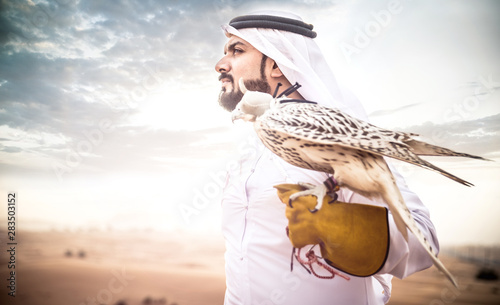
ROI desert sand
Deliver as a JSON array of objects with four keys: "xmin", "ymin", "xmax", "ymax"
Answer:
[{"xmin": 0, "ymin": 229, "xmax": 498, "ymax": 305}]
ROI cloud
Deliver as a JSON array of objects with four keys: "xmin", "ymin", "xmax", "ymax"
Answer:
[
  {"xmin": 0, "ymin": 0, "xmax": 253, "ymax": 178},
  {"xmin": 0, "ymin": 144, "xmax": 23, "ymax": 153},
  {"xmin": 397, "ymin": 113, "xmax": 500, "ymax": 157},
  {"xmin": 0, "ymin": 122, "xmax": 236, "ymax": 177},
  {"xmin": 1, "ymin": 0, "xmax": 499, "ymax": 179}
]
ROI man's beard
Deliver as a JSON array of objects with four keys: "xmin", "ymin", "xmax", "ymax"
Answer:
[
  {"xmin": 218, "ymin": 54, "xmax": 272, "ymax": 112},
  {"xmin": 218, "ymin": 75, "xmax": 271, "ymax": 112}
]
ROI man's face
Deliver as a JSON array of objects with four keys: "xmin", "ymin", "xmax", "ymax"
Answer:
[{"xmin": 215, "ymin": 35, "xmax": 271, "ymax": 112}]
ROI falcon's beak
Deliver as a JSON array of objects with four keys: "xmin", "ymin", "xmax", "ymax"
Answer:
[
  {"xmin": 231, "ymin": 107, "xmax": 256, "ymax": 123},
  {"xmin": 231, "ymin": 108, "xmax": 244, "ymax": 123}
]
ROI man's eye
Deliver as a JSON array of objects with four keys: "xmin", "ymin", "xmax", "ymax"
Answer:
[{"xmin": 233, "ymin": 49, "xmax": 243, "ymax": 54}]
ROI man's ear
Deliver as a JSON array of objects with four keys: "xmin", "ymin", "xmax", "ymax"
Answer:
[{"xmin": 270, "ymin": 61, "xmax": 284, "ymax": 78}]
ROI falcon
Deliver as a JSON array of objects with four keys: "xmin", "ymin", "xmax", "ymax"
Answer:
[{"xmin": 232, "ymin": 78, "xmax": 489, "ymax": 288}]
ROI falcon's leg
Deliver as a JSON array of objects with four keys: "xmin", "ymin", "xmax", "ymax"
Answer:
[{"xmin": 288, "ymin": 177, "xmax": 339, "ymax": 213}]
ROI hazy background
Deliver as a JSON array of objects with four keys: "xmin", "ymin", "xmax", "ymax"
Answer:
[{"xmin": 1, "ymin": 0, "xmax": 499, "ymax": 246}]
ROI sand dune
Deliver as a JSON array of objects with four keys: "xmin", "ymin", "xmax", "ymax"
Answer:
[
  {"xmin": 390, "ymin": 255, "xmax": 500, "ymax": 304},
  {"xmin": 0, "ymin": 230, "xmax": 226, "ymax": 305},
  {"xmin": 1, "ymin": 230, "xmax": 499, "ymax": 305}
]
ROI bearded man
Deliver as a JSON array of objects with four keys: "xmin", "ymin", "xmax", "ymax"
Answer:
[{"xmin": 215, "ymin": 11, "xmax": 438, "ymax": 305}]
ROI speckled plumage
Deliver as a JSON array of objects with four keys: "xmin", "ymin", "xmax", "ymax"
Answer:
[
  {"xmin": 232, "ymin": 81, "xmax": 487, "ymax": 288},
  {"xmin": 257, "ymin": 101, "xmax": 483, "ymax": 187}
]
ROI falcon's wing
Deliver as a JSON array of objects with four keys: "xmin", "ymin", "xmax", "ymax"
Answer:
[
  {"xmin": 261, "ymin": 102, "xmax": 413, "ymax": 153},
  {"xmin": 258, "ymin": 102, "xmax": 472, "ymax": 186}
]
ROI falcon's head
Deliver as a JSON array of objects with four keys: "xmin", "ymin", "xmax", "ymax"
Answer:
[{"xmin": 231, "ymin": 78, "xmax": 274, "ymax": 123}]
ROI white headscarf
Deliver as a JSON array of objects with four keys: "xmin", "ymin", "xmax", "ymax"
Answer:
[{"xmin": 222, "ymin": 10, "xmax": 368, "ymax": 120}]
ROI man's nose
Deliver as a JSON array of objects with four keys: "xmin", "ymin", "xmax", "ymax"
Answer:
[{"xmin": 215, "ymin": 56, "xmax": 230, "ymax": 73}]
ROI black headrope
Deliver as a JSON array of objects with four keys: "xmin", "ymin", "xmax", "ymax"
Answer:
[{"xmin": 229, "ymin": 15, "xmax": 317, "ymax": 39}]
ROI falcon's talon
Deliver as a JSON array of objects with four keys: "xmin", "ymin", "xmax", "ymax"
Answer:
[
  {"xmin": 327, "ymin": 192, "xmax": 338, "ymax": 204},
  {"xmin": 289, "ymin": 183, "xmax": 328, "ymax": 213}
]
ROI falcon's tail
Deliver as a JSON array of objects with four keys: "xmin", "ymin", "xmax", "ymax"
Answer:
[
  {"xmin": 415, "ymin": 156, "xmax": 475, "ymax": 187},
  {"xmin": 406, "ymin": 139, "xmax": 491, "ymax": 161},
  {"xmin": 384, "ymin": 187, "xmax": 459, "ymax": 288}
]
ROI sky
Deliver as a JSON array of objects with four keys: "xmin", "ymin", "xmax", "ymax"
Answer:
[{"xmin": 0, "ymin": 0, "xmax": 499, "ymax": 245}]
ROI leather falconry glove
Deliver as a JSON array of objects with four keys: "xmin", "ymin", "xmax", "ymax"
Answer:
[{"xmin": 274, "ymin": 182, "xmax": 390, "ymax": 277}]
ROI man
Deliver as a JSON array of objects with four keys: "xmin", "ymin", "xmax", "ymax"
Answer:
[{"xmin": 215, "ymin": 11, "xmax": 438, "ymax": 305}]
